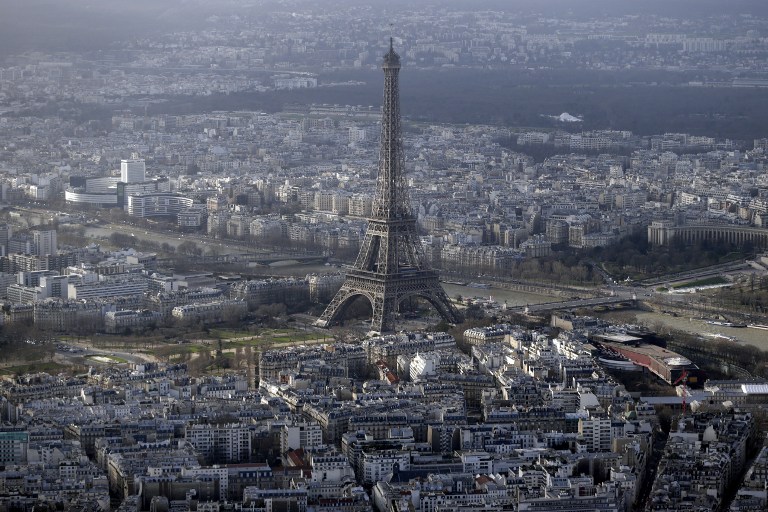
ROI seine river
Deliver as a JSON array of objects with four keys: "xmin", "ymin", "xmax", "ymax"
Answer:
[
  {"xmin": 265, "ymin": 263, "xmax": 556, "ymax": 307},
  {"xmin": 600, "ymin": 310, "xmax": 768, "ymax": 351},
  {"xmin": 83, "ymin": 225, "xmax": 233, "ymax": 252},
  {"xmin": 439, "ymin": 283, "xmax": 555, "ymax": 308},
  {"xmin": 80, "ymin": 221, "xmax": 552, "ymax": 310}
]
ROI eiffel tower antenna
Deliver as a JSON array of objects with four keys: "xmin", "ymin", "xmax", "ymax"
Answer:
[{"xmin": 315, "ymin": 40, "xmax": 462, "ymax": 333}]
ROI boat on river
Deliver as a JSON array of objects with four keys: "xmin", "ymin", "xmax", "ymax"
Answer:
[
  {"xmin": 702, "ymin": 332, "xmax": 739, "ymax": 342},
  {"xmin": 704, "ymin": 320, "xmax": 747, "ymax": 328}
]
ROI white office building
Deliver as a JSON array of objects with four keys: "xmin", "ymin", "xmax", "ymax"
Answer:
[
  {"xmin": 409, "ymin": 352, "xmax": 440, "ymax": 382},
  {"xmin": 67, "ymin": 275, "xmax": 148, "ymax": 301},
  {"xmin": 120, "ymin": 159, "xmax": 146, "ymax": 184},
  {"xmin": 32, "ymin": 229, "xmax": 57, "ymax": 256},
  {"xmin": 280, "ymin": 422, "xmax": 324, "ymax": 454}
]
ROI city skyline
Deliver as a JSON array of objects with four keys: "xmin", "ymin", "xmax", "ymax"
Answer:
[{"xmin": 0, "ymin": 2, "xmax": 767, "ymax": 511}]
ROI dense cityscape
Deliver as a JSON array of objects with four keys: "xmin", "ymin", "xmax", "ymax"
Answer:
[{"xmin": 0, "ymin": 1, "xmax": 767, "ymax": 511}]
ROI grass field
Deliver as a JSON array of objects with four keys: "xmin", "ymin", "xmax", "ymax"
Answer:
[
  {"xmin": 0, "ymin": 362, "xmax": 68, "ymax": 376},
  {"xmin": 147, "ymin": 325, "xmax": 329, "ymax": 363},
  {"xmin": 209, "ymin": 328, "xmax": 250, "ymax": 340}
]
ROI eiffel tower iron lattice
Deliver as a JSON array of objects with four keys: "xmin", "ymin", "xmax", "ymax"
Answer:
[{"xmin": 315, "ymin": 40, "xmax": 462, "ymax": 333}]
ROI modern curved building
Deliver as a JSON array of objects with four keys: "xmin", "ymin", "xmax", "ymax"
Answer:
[
  {"xmin": 126, "ymin": 193, "xmax": 194, "ymax": 218},
  {"xmin": 594, "ymin": 333, "xmax": 706, "ymax": 386},
  {"xmin": 65, "ymin": 176, "xmax": 173, "ymax": 210},
  {"xmin": 64, "ymin": 189, "xmax": 119, "ymax": 207},
  {"xmin": 65, "ymin": 176, "xmax": 121, "ymax": 207}
]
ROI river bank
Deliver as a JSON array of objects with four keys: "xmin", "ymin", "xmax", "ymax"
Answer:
[{"xmin": 600, "ymin": 310, "xmax": 768, "ymax": 352}]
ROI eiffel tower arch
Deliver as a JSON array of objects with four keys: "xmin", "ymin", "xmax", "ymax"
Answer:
[{"xmin": 315, "ymin": 40, "xmax": 462, "ymax": 333}]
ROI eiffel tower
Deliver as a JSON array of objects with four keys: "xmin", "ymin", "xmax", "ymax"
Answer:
[{"xmin": 315, "ymin": 40, "xmax": 462, "ymax": 333}]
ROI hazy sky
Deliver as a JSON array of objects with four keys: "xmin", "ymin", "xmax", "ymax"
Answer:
[{"xmin": 2, "ymin": 0, "xmax": 768, "ymax": 54}]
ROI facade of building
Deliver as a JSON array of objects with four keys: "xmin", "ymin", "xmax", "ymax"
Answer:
[
  {"xmin": 0, "ymin": 430, "xmax": 28, "ymax": 464},
  {"xmin": 126, "ymin": 193, "xmax": 194, "ymax": 218},
  {"xmin": 280, "ymin": 422, "xmax": 324, "ymax": 454},
  {"xmin": 171, "ymin": 299, "xmax": 247, "ymax": 323},
  {"xmin": 31, "ymin": 230, "xmax": 57, "ymax": 257},
  {"xmin": 67, "ymin": 276, "xmax": 148, "ymax": 301},
  {"xmin": 104, "ymin": 309, "xmax": 163, "ymax": 333},
  {"xmin": 120, "ymin": 159, "xmax": 146, "ymax": 184},
  {"xmin": 33, "ymin": 300, "xmax": 101, "ymax": 331},
  {"xmin": 185, "ymin": 423, "xmax": 252, "ymax": 464}
]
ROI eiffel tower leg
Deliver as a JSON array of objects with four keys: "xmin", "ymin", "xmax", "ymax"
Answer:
[
  {"xmin": 315, "ymin": 285, "xmax": 370, "ymax": 328},
  {"xmin": 424, "ymin": 285, "xmax": 462, "ymax": 324},
  {"xmin": 370, "ymin": 294, "xmax": 386, "ymax": 333},
  {"xmin": 400, "ymin": 287, "xmax": 462, "ymax": 326}
]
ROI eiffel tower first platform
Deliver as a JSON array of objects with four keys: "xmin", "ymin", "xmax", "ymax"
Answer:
[{"xmin": 315, "ymin": 40, "xmax": 462, "ymax": 333}]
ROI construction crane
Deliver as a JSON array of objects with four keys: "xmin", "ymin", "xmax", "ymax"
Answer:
[{"xmin": 673, "ymin": 370, "xmax": 689, "ymax": 415}]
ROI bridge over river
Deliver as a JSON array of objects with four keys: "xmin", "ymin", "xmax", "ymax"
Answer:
[{"xmin": 507, "ymin": 295, "xmax": 634, "ymax": 314}]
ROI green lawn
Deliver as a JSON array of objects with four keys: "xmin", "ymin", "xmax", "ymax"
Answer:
[
  {"xmin": 209, "ymin": 328, "xmax": 253, "ymax": 340},
  {"xmin": 130, "ymin": 324, "xmax": 333, "ymax": 361},
  {"xmin": 269, "ymin": 332, "xmax": 322, "ymax": 343},
  {"xmin": 153, "ymin": 344, "xmax": 209, "ymax": 358},
  {"xmin": 0, "ymin": 362, "xmax": 67, "ymax": 376}
]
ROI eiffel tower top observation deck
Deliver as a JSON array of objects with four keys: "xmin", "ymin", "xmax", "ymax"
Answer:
[{"xmin": 315, "ymin": 40, "xmax": 461, "ymax": 333}]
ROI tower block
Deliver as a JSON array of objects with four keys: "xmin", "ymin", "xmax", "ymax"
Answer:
[{"xmin": 315, "ymin": 40, "xmax": 462, "ymax": 333}]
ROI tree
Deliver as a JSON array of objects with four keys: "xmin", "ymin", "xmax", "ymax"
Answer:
[
  {"xmin": 464, "ymin": 304, "xmax": 486, "ymax": 321},
  {"xmin": 657, "ymin": 406, "xmax": 674, "ymax": 434},
  {"xmin": 177, "ymin": 240, "xmax": 200, "ymax": 257},
  {"xmin": 253, "ymin": 303, "xmax": 287, "ymax": 325},
  {"xmin": 109, "ymin": 232, "xmax": 133, "ymax": 247},
  {"xmin": 244, "ymin": 346, "xmax": 254, "ymax": 388},
  {"xmin": 206, "ymin": 245, "xmax": 221, "ymax": 260},
  {"xmin": 189, "ymin": 349, "xmax": 212, "ymax": 377}
]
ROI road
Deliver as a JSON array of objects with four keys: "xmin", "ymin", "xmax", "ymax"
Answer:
[{"xmin": 639, "ymin": 260, "xmax": 750, "ymax": 287}]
